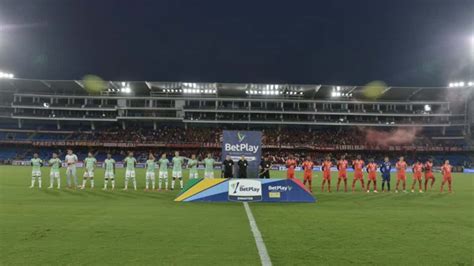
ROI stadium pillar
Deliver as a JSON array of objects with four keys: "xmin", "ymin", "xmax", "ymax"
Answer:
[
  {"xmin": 122, "ymin": 121, "xmax": 126, "ymax": 130},
  {"xmin": 56, "ymin": 121, "xmax": 61, "ymax": 130},
  {"xmin": 153, "ymin": 122, "xmax": 157, "ymax": 130},
  {"xmin": 91, "ymin": 122, "xmax": 95, "ymax": 131},
  {"xmin": 17, "ymin": 119, "xmax": 22, "ymax": 129}
]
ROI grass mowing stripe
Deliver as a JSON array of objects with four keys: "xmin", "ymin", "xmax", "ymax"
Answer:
[{"xmin": 243, "ymin": 202, "xmax": 272, "ymax": 266}]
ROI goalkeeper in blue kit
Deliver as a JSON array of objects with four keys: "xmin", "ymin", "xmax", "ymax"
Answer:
[{"xmin": 380, "ymin": 156, "xmax": 392, "ymax": 192}]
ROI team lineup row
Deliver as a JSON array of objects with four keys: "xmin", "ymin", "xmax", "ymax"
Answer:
[
  {"xmin": 27, "ymin": 150, "xmax": 454, "ymax": 193},
  {"xmin": 286, "ymin": 154, "xmax": 454, "ymax": 193}
]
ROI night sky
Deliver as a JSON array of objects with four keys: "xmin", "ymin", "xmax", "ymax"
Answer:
[{"xmin": 0, "ymin": 0, "xmax": 473, "ymax": 86}]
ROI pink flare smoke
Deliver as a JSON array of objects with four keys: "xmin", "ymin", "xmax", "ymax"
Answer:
[{"xmin": 364, "ymin": 127, "xmax": 421, "ymax": 147}]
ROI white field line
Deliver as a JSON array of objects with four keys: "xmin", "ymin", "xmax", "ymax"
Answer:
[{"xmin": 243, "ymin": 202, "xmax": 272, "ymax": 266}]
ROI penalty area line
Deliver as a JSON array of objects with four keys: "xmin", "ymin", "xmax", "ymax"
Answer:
[{"xmin": 243, "ymin": 202, "xmax": 272, "ymax": 266}]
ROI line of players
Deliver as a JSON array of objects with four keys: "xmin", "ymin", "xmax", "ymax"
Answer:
[
  {"xmin": 29, "ymin": 149, "xmax": 454, "ymax": 193},
  {"xmin": 287, "ymin": 154, "xmax": 454, "ymax": 193},
  {"xmin": 29, "ymin": 149, "xmax": 217, "ymax": 191}
]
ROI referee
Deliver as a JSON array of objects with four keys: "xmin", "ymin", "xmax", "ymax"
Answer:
[
  {"xmin": 259, "ymin": 155, "xmax": 272, "ymax": 179},
  {"xmin": 238, "ymin": 155, "xmax": 248, "ymax": 178},
  {"xmin": 223, "ymin": 155, "xmax": 234, "ymax": 178}
]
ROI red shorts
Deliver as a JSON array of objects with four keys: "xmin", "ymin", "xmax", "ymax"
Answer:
[
  {"xmin": 303, "ymin": 172, "xmax": 312, "ymax": 180},
  {"xmin": 287, "ymin": 171, "xmax": 295, "ymax": 179},
  {"xmin": 323, "ymin": 172, "xmax": 331, "ymax": 180},
  {"xmin": 397, "ymin": 174, "xmax": 406, "ymax": 181},
  {"xmin": 354, "ymin": 172, "xmax": 364, "ymax": 180},
  {"xmin": 443, "ymin": 175, "xmax": 452, "ymax": 182},
  {"xmin": 338, "ymin": 172, "xmax": 347, "ymax": 179},
  {"xmin": 425, "ymin": 172, "xmax": 434, "ymax": 180},
  {"xmin": 368, "ymin": 173, "xmax": 377, "ymax": 181},
  {"xmin": 413, "ymin": 174, "xmax": 422, "ymax": 181}
]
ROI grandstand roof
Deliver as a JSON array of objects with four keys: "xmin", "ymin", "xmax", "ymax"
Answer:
[{"xmin": 0, "ymin": 78, "xmax": 472, "ymax": 101}]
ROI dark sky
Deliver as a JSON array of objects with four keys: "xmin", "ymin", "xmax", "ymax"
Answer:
[{"xmin": 0, "ymin": 0, "xmax": 473, "ymax": 86}]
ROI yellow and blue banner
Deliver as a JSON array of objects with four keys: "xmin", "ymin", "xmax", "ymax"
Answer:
[{"xmin": 175, "ymin": 178, "xmax": 316, "ymax": 203}]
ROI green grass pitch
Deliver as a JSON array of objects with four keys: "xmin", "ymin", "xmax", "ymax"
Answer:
[{"xmin": 0, "ymin": 165, "xmax": 472, "ymax": 265}]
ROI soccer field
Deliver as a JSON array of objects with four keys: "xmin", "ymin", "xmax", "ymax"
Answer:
[{"xmin": 0, "ymin": 166, "xmax": 472, "ymax": 265}]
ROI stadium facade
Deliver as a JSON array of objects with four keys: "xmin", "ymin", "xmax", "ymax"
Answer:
[{"xmin": 0, "ymin": 79, "xmax": 472, "ymax": 130}]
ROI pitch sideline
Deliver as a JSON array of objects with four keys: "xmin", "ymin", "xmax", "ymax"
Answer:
[{"xmin": 243, "ymin": 202, "xmax": 272, "ymax": 266}]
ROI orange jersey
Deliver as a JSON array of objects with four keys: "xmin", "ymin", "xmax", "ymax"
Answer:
[
  {"xmin": 367, "ymin": 163, "xmax": 377, "ymax": 173},
  {"xmin": 424, "ymin": 162, "xmax": 433, "ymax": 173},
  {"xmin": 337, "ymin": 160, "xmax": 348, "ymax": 173},
  {"xmin": 396, "ymin": 161, "xmax": 407, "ymax": 174},
  {"xmin": 286, "ymin": 159, "xmax": 297, "ymax": 172},
  {"xmin": 413, "ymin": 163, "xmax": 423, "ymax": 174},
  {"xmin": 302, "ymin": 161, "xmax": 314, "ymax": 173},
  {"xmin": 322, "ymin": 161, "xmax": 332, "ymax": 173},
  {"xmin": 352, "ymin": 160, "xmax": 365, "ymax": 172},
  {"xmin": 441, "ymin": 164, "xmax": 452, "ymax": 177}
]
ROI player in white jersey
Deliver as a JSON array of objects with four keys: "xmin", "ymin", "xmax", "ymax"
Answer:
[
  {"xmin": 158, "ymin": 153, "xmax": 169, "ymax": 190},
  {"xmin": 123, "ymin": 151, "xmax": 137, "ymax": 191},
  {"xmin": 65, "ymin": 149, "xmax": 79, "ymax": 188},
  {"xmin": 102, "ymin": 153, "xmax": 115, "ymax": 190},
  {"xmin": 103, "ymin": 153, "xmax": 116, "ymax": 190},
  {"xmin": 204, "ymin": 153, "xmax": 215, "ymax": 179},
  {"xmin": 171, "ymin": 151, "xmax": 190, "ymax": 190},
  {"xmin": 145, "ymin": 153, "xmax": 157, "ymax": 191},
  {"xmin": 48, "ymin": 152, "xmax": 62, "ymax": 189},
  {"xmin": 81, "ymin": 152, "xmax": 97, "ymax": 189},
  {"xmin": 30, "ymin": 153, "xmax": 43, "ymax": 188}
]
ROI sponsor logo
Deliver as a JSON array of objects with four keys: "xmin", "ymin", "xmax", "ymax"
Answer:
[
  {"xmin": 237, "ymin": 132, "xmax": 246, "ymax": 142},
  {"xmin": 228, "ymin": 179, "xmax": 262, "ymax": 202},
  {"xmin": 268, "ymin": 192, "xmax": 281, "ymax": 198},
  {"xmin": 268, "ymin": 185, "xmax": 293, "ymax": 192},
  {"xmin": 224, "ymin": 143, "xmax": 259, "ymax": 153}
]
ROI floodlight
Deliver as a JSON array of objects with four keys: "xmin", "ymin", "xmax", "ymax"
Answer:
[{"xmin": 424, "ymin": 104, "xmax": 431, "ymax": 112}]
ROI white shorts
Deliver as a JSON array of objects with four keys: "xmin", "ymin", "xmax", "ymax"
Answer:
[
  {"xmin": 172, "ymin": 170, "xmax": 182, "ymax": 178},
  {"xmin": 189, "ymin": 172, "xmax": 199, "ymax": 179},
  {"xmin": 83, "ymin": 170, "xmax": 94, "ymax": 178},
  {"xmin": 159, "ymin": 172, "xmax": 168, "ymax": 179},
  {"xmin": 50, "ymin": 172, "xmax": 60, "ymax": 178},
  {"xmin": 146, "ymin": 172, "xmax": 155, "ymax": 180},
  {"xmin": 104, "ymin": 171, "xmax": 115, "ymax": 179},
  {"xmin": 32, "ymin": 170, "xmax": 41, "ymax": 177},
  {"xmin": 125, "ymin": 170, "xmax": 136, "ymax": 178},
  {"xmin": 204, "ymin": 171, "xmax": 214, "ymax": 179}
]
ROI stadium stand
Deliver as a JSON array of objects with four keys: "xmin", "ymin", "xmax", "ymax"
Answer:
[{"xmin": 0, "ymin": 79, "xmax": 472, "ymax": 167}]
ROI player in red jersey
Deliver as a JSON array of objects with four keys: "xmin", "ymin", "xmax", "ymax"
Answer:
[
  {"xmin": 286, "ymin": 155, "xmax": 297, "ymax": 179},
  {"xmin": 301, "ymin": 156, "xmax": 314, "ymax": 192},
  {"xmin": 336, "ymin": 155, "xmax": 349, "ymax": 192},
  {"xmin": 321, "ymin": 156, "xmax": 332, "ymax": 192},
  {"xmin": 424, "ymin": 158, "xmax": 436, "ymax": 191},
  {"xmin": 440, "ymin": 160, "xmax": 453, "ymax": 193},
  {"xmin": 395, "ymin": 156, "xmax": 407, "ymax": 193},
  {"xmin": 366, "ymin": 159, "xmax": 378, "ymax": 193},
  {"xmin": 351, "ymin": 155, "xmax": 365, "ymax": 191},
  {"xmin": 411, "ymin": 159, "xmax": 424, "ymax": 193}
]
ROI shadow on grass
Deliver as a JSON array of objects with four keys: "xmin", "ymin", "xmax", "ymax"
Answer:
[
  {"xmin": 60, "ymin": 188, "xmax": 87, "ymax": 197},
  {"xmin": 41, "ymin": 188, "xmax": 61, "ymax": 197}
]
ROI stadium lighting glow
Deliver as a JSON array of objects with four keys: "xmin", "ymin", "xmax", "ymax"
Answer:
[
  {"xmin": 0, "ymin": 71, "xmax": 14, "ymax": 79},
  {"xmin": 424, "ymin": 104, "xmax": 431, "ymax": 112},
  {"xmin": 449, "ymin": 81, "xmax": 474, "ymax": 88},
  {"xmin": 43, "ymin": 102, "xmax": 50, "ymax": 108}
]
